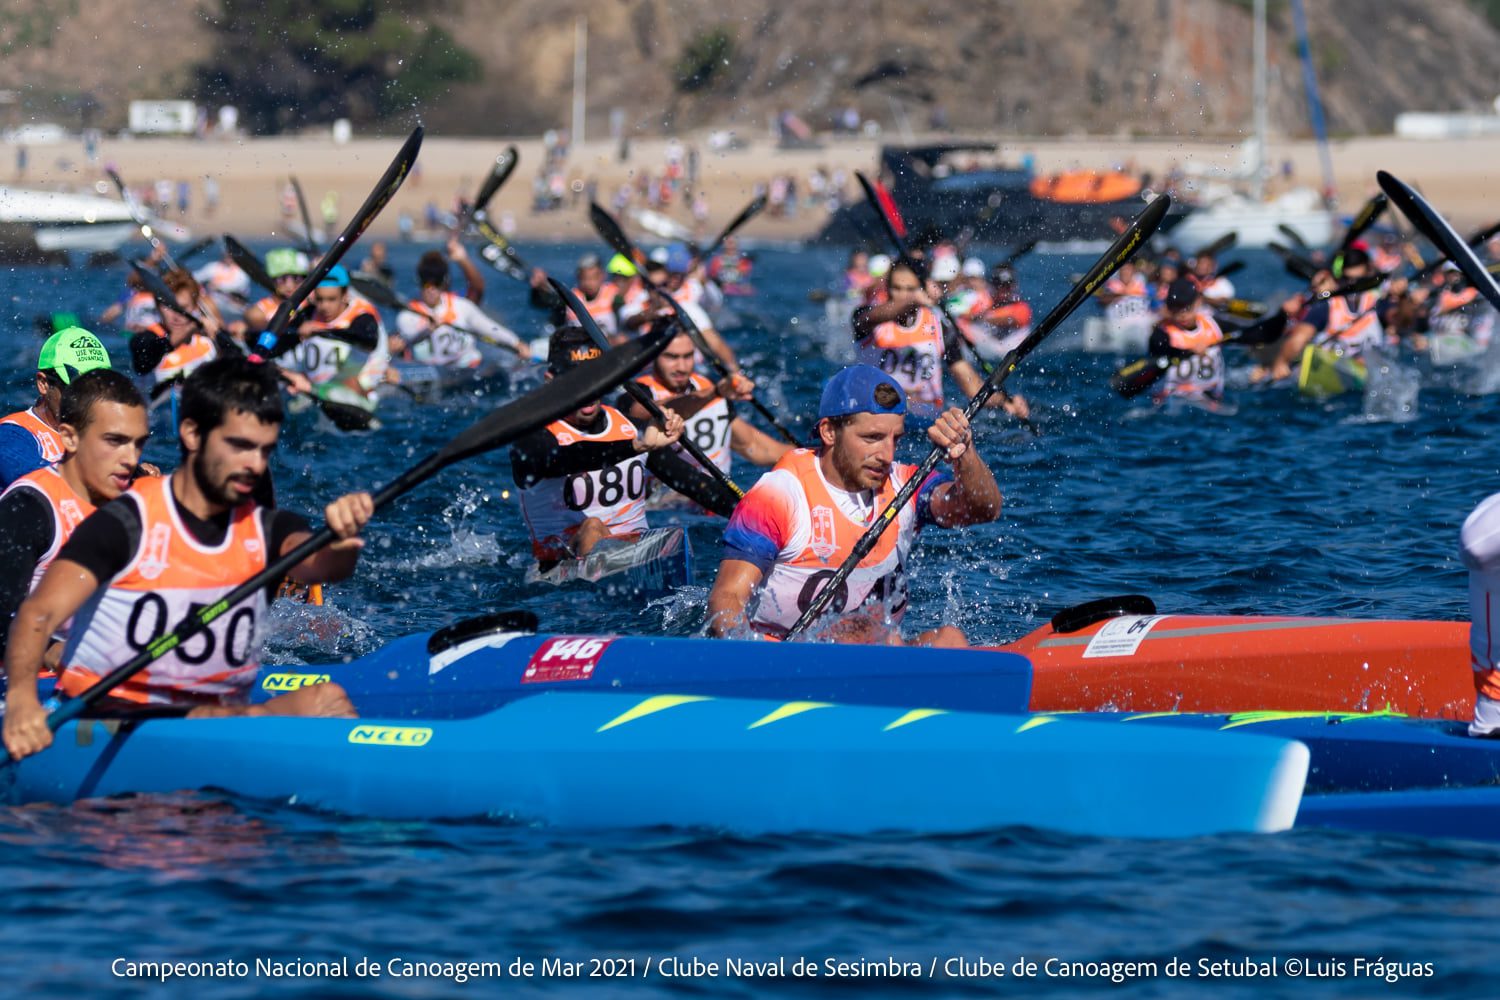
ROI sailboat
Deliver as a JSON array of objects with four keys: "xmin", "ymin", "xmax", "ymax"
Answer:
[{"xmin": 1167, "ymin": 0, "xmax": 1336, "ymax": 251}]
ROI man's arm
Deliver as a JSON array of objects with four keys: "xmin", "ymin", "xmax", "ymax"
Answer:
[
  {"xmin": 449, "ymin": 239, "xmax": 485, "ymax": 304},
  {"xmin": 924, "ymin": 408, "xmax": 1002, "ymax": 528},
  {"xmin": 3, "ymin": 560, "xmax": 101, "ymax": 760},
  {"xmin": 283, "ymin": 493, "xmax": 374, "ymax": 585},
  {"xmin": 0, "ymin": 424, "xmax": 46, "ymax": 488},
  {"xmin": 706, "ymin": 559, "xmax": 764, "ymax": 638},
  {"xmin": 729, "ymin": 418, "xmax": 792, "ymax": 467}
]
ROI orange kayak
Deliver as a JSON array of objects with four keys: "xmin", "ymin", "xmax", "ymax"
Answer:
[{"xmin": 988, "ymin": 600, "xmax": 1472, "ymax": 720}]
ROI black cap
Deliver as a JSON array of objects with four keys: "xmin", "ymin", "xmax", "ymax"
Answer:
[
  {"xmin": 1341, "ymin": 247, "xmax": 1370, "ymax": 269},
  {"xmin": 1165, "ymin": 278, "xmax": 1200, "ymax": 311},
  {"xmin": 547, "ymin": 326, "xmax": 604, "ymax": 374}
]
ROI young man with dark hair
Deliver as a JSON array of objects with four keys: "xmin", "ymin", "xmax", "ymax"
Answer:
[
  {"xmin": 706, "ymin": 364, "xmax": 1002, "ymax": 645},
  {"xmin": 0, "ymin": 327, "xmax": 112, "ymax": 488},
  {"xmin": 3, "ymin": 356, "xmax": 373, "ymax": 761},
  {"xmin": 0, "ymin": 370, "xmax": 151, "ymax": 660},
  {"xmin": 391, "ymin": 248, "xmax": 527, "ymax": 366}
]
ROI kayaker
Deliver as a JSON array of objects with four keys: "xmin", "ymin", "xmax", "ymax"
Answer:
[
  {"xmin": 619, "ymin": 258, "xmax": 741, "ymax": 371},
  {"xmin": 510, "ymin": 326, "xmax": 692, "ymax": 571},
  {"xmin": 0, "ymin": 370, "xmax": 150, "ymax": 659},
  {"xmin": 0, "ymin": 328, "xmax": 113, "ymax": 489},
  {"xmin": 390, "ymin": 250, "xmax": 528, "ymax": 367},
  {"xmin": 1148, "ymin": 279, "xmax": 1227, "ymax": 404},
  {"xmin": 192, "ymin": 244, "xmax": 252, "ymax": 317},
  {"xmin": 270, "ymin": 264, "xmax": 390, "ymax": 408},
  {"xmin": 240, "ymin": 248, "xmax": 309, "ymax": 337},
  {"xmin": 620, "ymin": 328, "xmax": 791, "ymax": 484},
  {"xmin": 978, "ymin": 264, "xmax": 1034, "ymax": 357},
  {"xmin": 3, "ymin": 356, "xmax": 370, "ymax": 762},
  {"xmin": 853, "ymin": 259, "xmax": 1026, "ymax": 421},
  {"xmin": 1462, "ymin": 492, "xmax": 1500, "ymax": 738},
  {"xmin": 531, "ymin": 254, "xmax": 625, "ymax": 339},
  {"xmin": 128, "ymin": 269, "xmax": 224, "ymax": 390},
  {"xmin": 705, "ymin": 364, "xmax": 1002, "ymax": 644},
  {"xmin": 1255, "ymin": 248, "xmax": 1391, "ymax": 382}
]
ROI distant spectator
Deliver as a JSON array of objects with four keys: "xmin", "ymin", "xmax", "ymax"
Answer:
[
  {"xmin": 202, "ymin": 176, "xmax": 219, "ymax": 217},
  {"xmin": 176, "ymin": 180, "xmax": 190, "ymax": 216},
  {"xmin": 321, "ymin": 190, "xmax": 338, "ymax": 228},
  {"xmin": 14, "ymin": 145, "xmax": 25, "ymax": 182}
]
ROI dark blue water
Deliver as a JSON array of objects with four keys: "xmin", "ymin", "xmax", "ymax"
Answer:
[{"xmin": 3, "ymin": 240, "xmax": 1495, "ymax": 996}]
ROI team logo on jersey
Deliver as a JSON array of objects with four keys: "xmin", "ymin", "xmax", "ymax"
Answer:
[
  {"xmin": 138, "ymin": 522, "xmax": 173, "ymax": 580},
  {"xmin": 243, "ymin": 538, "xmax": 261, "ymax": 554},
  {"xmin": 59, "ymin": 498, "xmax": 85, "ymax": 530},
  {"xmin": 810, "ymin": 505, "xmax": 837, "ymax": 562}
]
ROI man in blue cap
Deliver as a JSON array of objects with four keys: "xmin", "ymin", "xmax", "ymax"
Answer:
[
  {"xmin": 0, "ymin": 328, "xmax": 113, "ymax": 489},
  {"xmin": 706, "ymin": 364, "xmax": 1001, "ymax": 644},
  {"xmin": 277, "ymin": 263, "xmax": 389, "ymax": 417}
]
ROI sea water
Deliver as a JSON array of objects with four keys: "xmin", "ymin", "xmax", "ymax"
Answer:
[{"xmin": 2, "ymin": 243, "xmax": 1496, "ymax": 997}]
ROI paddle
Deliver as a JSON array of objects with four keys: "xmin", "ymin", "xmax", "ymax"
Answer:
[
  {"xmin": 1198, "ymin": 231, "xmax": 1239, "ymax": 258},
  {"xmin": 549, "ymin": 277, "xmax": 745, "ymax": 499},
  {"xmin": 589, "ymin": 201, "xmax": 800, "ymax": 446},
  {"xmin": 128, "ymin": 261, "xmax": 204, "ymax": 330},
  {"xmin": 289, "ymin": 176, "xmax": 322, "ymax": 255},
  {"xmin": 350, "ymin": 274, "xmax": 524, "ymax": 356},
  {"xmin": 224, "ymin": 235, "xmax": 278, "ymax": 292},
  {"xmin": 461, "ymin": 145, "xmax": 519, "ymax": 235},
  {"xmin": 692, "ymin": 194, "xmax": 767, "ymax": 262},
  {"xmin": 997, "ymin": 237, "xmax": 1040, "ymax": 269},
  {"xmin": 1378, "ymin": 171, "xmax": 1500, "ymax": 313},
  {"xmin": 851, "ymin": 171, "xmax": 1040, "ymax": 435},
  {"xmin": 262, "ymin": 126, "xmax": 424, "ymax": 346},
  {"xmin": 1214, "ymin": 260, "xmax": 1245, "ymax": 280},
  {"xmin": 106, "ymin": 168, "xmax": 181, "ymax": 272},
  {"xmin": 1109, "ymin": 271, "xmax": 1387, "ymax": 399},
  {"xmin": 1339, "ymin": 192, "xmax": 1388, "ymax": 250},
  {"xmin": 1268, "ymin": 241, "xmax": 1320, "ymax": 281},
  {"xmin": 783, "ymin": 193, "xmax": 1172, "ymax": 639},
  {"xmin": 35, "ymin": 327, "xmax": 678, "ymax": 734},
  {"xmin": 1277, "ymin": 223, "xmax": 1312, "ymax": 250},
  {"xmin": 473, "ymin": 216, "xmax": 534, "ymax": 282}
]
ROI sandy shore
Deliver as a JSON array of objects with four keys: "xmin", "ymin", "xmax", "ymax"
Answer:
[{"xmin": 9, "ymin": 128, "xmax": 1500, "ymax": 246}]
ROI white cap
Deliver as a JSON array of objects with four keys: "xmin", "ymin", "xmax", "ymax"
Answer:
[
  {"xmin": 961, "ymin": 257, "xmax": 986, "ymax": 278},
  {"xmin": 649, "ymin": 247, "xmax": 669, "ymax": 264},
  {"xmin": 930, "ymin": 256, "xmax": 960, "ymax": 282},
  {"xmin": 868, "ymin": 254, "xmax": 892, "ymax": 278}
]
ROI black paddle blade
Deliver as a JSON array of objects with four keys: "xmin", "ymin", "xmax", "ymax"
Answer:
[
  {"xmin": 589, "ymin": 201, "xmax": 640, "ymax": 265},
  {"xmin": 474, "ymin": 146, "xmax": 519, "ymax": 215},
  {"xmin": 699, "ymin": 194, "xmax": 768, "ymax": 260},
  {"xmin": 1214, "ymin": 260, "xmax": 1245, "ymax": 280},
  {"xmin": 1378, "ymin": 171, "xmax": 1500, "ymax": 312},
  {"xmin": 437, "ymin": 323, "xmax": 674, "ymax": 467},
  {"xmin": 1111, "ymin": 357, "xmax": 1167, "ymax": 399},
  {"xmin": 1200, "ymin": 231, "xmax": 1238, "ymax": 258},
  {"xmin": 1340, "ymin": 192, "xmax": 1388, "ymax": 250},
  {"xmin": 267, "ymin": 125, "xmax": 424, "ymax": 338},
  {"xmin": 1268, "ymin": 242, "xmax": 1319, "ymax": 281},
  {"xmin": 224, "ymin": 235, "xmax": 277, "ymax": 292},
  {"xmin": 349, "ymin": 274, "xmax": 403, "ymax": 311},
  {"xmin": 177, "ymin": 236, "xmax": 218, "ymax": 264},
  {"xmin": 1277, "ymin": 223, "xmax": 1311, "ymax": 250},
  {"xmin": 1000, "ymin": 237, "xmax": 1040, "ymax": 268},
  {"xmin": 128, "ymin": 261, "xmax": 198, "ymax": 327}
]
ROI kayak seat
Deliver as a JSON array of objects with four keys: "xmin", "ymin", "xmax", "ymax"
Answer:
[
  {"xmin": 427, "ymin": 611, "xmax": 540, "ymax": 655},
  {"xmin": 1050, "ymin": 595, "xmax": 1157, "ymax": 634}
]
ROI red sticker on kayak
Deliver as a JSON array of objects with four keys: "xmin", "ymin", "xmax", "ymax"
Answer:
[{"xmin": 522, "ymin": 636, "xmax": 614, "ymax": 683}]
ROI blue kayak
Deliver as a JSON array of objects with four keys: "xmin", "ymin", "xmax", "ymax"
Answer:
[
  {"xmin": 1297, "ymin": 787, "xmax": 1500, "ymax": 842},
  {"xmin": 4, "ymin": 692, "xmax": 1308, "ymax": 838}
]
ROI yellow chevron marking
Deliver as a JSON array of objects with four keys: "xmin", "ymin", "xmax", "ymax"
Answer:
[
  {"xmin": 883, "ymin": 709, "xmax": 948, "ymax": 731},
  {"xmin": 596, "ymin": 695, "xmax": 711, "ymax": 732},
  {"xmin": 1123, "ymin": 712, "xmax": 1183, "ymax": 721},
  {"xmin": 1015, "ymin": 716, "xmax": 1058, "ymax": 733},
  {"xmin": 748, "ymin": 701, "xmax": 834, "ymax": 729},
  {"xmin": 1220, "ymin": 708, "xmax": 1406, "ymax": 730}
]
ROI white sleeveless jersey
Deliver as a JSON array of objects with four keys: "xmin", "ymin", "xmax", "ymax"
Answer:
[
  {"xmin": 636, "ymin": 372, "xmax": 733, "ymax": 474},
  {"xmin": 518, "ymin": 406, "xmax": 651, "ymax": 558},
  {"xmin": 294, "ymin": 298, "xmax": 389, "ymax": 390},
  {"xmin": 59, "ymin": 476, "xmax": 269, "ymax": 705}
]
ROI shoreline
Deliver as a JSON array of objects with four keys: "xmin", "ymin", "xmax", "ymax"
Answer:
[{"xmin": 9, "ymin": 129, "xmax": 1500, "ymax": 245}]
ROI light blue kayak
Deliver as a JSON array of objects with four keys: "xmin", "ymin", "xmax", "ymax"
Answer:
[{"xmin": 4, "ymin": 692, "xmax": 1309, "ymax": 838}]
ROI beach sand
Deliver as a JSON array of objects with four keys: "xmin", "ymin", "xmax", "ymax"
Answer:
[{"xmin": 9, "ymin": 127, "xmax": 1499, "ymax": 247}]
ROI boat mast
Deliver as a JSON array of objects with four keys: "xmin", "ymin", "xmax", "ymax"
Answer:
[{"xmin": 1252, "ymin": 0, "xmax": 1267, "ymax": 200}]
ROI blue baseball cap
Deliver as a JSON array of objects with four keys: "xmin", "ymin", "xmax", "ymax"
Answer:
[
  {"xmin": 665, "ymin": 243, "xmax": 692, "ymax": 273},
  {"xmin": 818, "ymin": 365, "xmax": 907, "ymax": 420},
  {"xmin": 318, "ymin": 264, "xmax": 351, "ymax": 288}
]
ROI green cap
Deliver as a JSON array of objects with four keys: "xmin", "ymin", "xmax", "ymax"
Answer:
[
  {"xmin": 266, "ymin": 247, "xmax": 310, "ymax": 279},
  {"xmin": 606, "ymin": 253, "xmax": 637, "ymax": 278},
  {"xmin": 38, "ymin": 327, "xmax": 112, "ymax": 384}
]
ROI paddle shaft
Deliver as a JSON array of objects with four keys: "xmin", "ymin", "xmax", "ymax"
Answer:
[
  {"xmin": 696, "ymin": 194, "xmax": 766, "ymax": 262},
  {"xmin": 108, "ymin": 168, "xmax": 181, "ymax": 272},
  {"xmin": 1379, "ymin": 171, "xmax": 1500, "ymax": 313},
  {"xmin": 548, "ymin": 277, "xmax": 744, "ymax": 498},
  {"xmin": 473, "ymin": 217, "xmax": 533, "ymax": 281},
  {"xmin": 290, "ymin": 176, "xmax": 322, "ymax": 255},
  {"xmin": 589, "ymin": 202, "xmax": 799, "ymax": 446},
  {"xmin": 457, "ymin": 145, "xmax": 519, "ymax": 237},
  {"xmin": 786, "ymin": 194, "xmax": 1171, "ymax": 637}
]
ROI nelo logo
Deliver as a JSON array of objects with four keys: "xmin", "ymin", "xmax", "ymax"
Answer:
[
  {"xmin": 347, "ymin": 725, "xmax": 433, "ymax": 747},
  {"xmin": 261, "ymin": 672, "xmax": 331, "ymax": 692}
]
